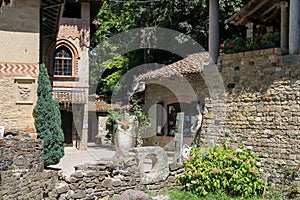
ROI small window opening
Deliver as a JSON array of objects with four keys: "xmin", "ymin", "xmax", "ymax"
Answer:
[{"xmin": 62, "ymin": 2, "xmax": 81, "ymax": 19}]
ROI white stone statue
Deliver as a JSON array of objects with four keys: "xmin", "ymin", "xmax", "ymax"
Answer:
[{"xmin": 114, "ymin": 113, "xmax": 135, "ymax": 156}]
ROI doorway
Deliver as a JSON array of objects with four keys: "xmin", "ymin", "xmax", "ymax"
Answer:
[{"xmin": 60, "ymin": 110, "xmax": 73, "ymax": 146}]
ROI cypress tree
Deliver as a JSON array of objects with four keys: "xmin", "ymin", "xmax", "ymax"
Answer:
[{"xmin": 34, "ymin": 64, "xmax": 64, "ymax": 167}]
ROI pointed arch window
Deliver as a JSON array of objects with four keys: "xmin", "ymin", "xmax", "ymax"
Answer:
[{"xmin": 54, "ymin": 46, "xmax": 73, "ymax": 76}]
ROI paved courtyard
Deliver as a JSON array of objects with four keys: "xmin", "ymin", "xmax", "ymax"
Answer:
[
  {"xmin": 49, "ymin": 144, "xmax": 116, "ymax": 177},
  {"xmin": 49, "ymin": 144, "xmax": 170, "ymax": 199},
  {"xmin": 49, "ymin": 143, "xmax": 156, "ymax": 177}
]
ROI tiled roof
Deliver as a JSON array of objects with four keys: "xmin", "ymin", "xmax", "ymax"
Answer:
[
  {"xmin": 227, "ymin": 0, "xmax": 281, "ymax": 26},
  {"xmin": 135, "ymin": 52, "xmax": 209, "ymax": 82}
]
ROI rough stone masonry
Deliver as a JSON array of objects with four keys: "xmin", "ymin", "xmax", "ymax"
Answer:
[{"xmin": 200, "ymin": 48, "xmax": 300, "ymax": 192}]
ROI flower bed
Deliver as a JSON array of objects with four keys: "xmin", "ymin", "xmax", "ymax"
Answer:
[{"xmin": 220, "ymin": 32, "xmax": 279, "ymax": 54}]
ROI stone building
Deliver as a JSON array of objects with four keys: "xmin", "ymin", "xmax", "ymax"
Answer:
[
  {"xmin": 0, "ymin": 0, "xmax": 101, "ymax": 149},
  {"xmin": 48, "ymin": 0, "xmax": 101, "ymax": 149},
  {"xmin": 0, "ymin": 0, "xmax": 61, "ymax": 134},
  {"xmin": 132, "ymin": 53, "xmax": 210, "ymax": 149},
  {"xmin": 130, "ymin": 0, "xmax": 300, "ymax": 190}
]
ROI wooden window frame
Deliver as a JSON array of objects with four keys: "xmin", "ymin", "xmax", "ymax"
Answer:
[{"xmin": 54, "ymin": 46, "xmax": 73, "ymax": 76}]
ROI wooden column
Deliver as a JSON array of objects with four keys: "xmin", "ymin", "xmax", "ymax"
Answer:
[
  {"xmin": 289, "ymin": 0, "xmax": 300, "ymax": 54},
  {"xmin": 246, "ymin": 23, "xmax": 254, "ymax": 41},
  {"xmin": 209, "ymin": 0, "xmax": 219, "ymax": 64},
  {"xmin": 281, "ymin": 1, "xmax": 289, "ymax": 54}
]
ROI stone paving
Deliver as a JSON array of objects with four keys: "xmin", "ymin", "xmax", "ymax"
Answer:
[
  {"xmin": 49, "ymin": 144, "xmax": 116, "ymax": 177},
  {"xmin": 49, "ymin": 143, "xmax": 155, "ymax": 177},
  {"xmin": 49, "ymin": 143, "xmax": 172, "ymax": 199}
]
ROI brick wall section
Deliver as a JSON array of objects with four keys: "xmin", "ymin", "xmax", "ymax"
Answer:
[
  {"xmin": 200, "ymin": 48, "xmax": 300, "ymax": 190},
  {"xmin": 0, "ymin": 63, "xmax": 38, "ymax": 77}
]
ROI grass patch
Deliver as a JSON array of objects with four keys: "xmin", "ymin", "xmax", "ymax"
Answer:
[
  {"xmin": 170, "ymin": 189, "xmax": 199, "ymax": 200},
  {"xmin": 169, "ymin": 189, "xmax": 283, "ymax": 200}
]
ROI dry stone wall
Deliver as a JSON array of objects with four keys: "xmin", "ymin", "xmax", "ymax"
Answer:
[
  {"xmin": 0, "ymin": 134, "xmax": 60, "ymax": 199},
  {"xmin": 0, "ymin": 135, "xmax": 183, "ymax": 199},
  {"xmin": 1, "ymin": 170, "xmax": 60, "ymax": 199},
  {"xmin": 0, "ymin": 134, "xmax": 43, "ymax": 172},
  {"xmin": 200, "ymin": 48, "xmax": 300, "ymax": 192},
  {"xmin": 55, "ymin": 161, "xmax": 182, "ymax": 200}
]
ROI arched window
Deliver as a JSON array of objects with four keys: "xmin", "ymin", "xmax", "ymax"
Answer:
[{"xmin": 54, "ymin": 46, "xmax": 72, "ymax": 76}]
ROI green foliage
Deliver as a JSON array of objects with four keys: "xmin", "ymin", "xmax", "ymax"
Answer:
[
  {"xmin": 106, "ymin": 101, "xmax": 150, "ymax": 128},
  {"xmin": 92, "ymin": 0, "xmax": 247, "ymax": 95},
  {"xmin": 34, "ymin": 64, "xmax": 64, "ymax": 167},
  {"xmin": 177, "ymin": 143, "xmax": 265, "ymax": 197},
  {"xmin": 169, "ymin": 189, "xmax": 283, "ymax": 200},
  {"xmin": 220, "ymin": 32, "xmax": 280, "ymax": 54},
  {"xmin": 131, "ymin": 99, "xmax": 150, "ymax": 130},
  {"xmin": 170, "ymin": 189, "xmax": 200, "ymax": 200},
  {"xmin": 105, "ymin": 100, "xmax": 150, "ymax": 145}
]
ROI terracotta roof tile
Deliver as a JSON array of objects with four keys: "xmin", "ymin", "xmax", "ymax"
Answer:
[{"xmin": 135, "ymin": 52, "xmax": 209, "ymax": 82}]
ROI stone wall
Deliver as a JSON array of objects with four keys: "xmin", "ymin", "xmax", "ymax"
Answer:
[
  {"xmin": 51, "ymin": 160, "xmax": 182, "ymax": 200},
  {"xmin": 1, "ymin": 161, "xmax": 183, "ymax": 200},
  {"xmin": 0, "ymin": 76, "xmax": 37, "ymax": 132},
  {"xmin": 0, "ymin": 136, "xmax": 183, "ymax": 199},
  {"xmin": 1, "ymin": 170, "xmax": 60, "ymax": 199},
  {"xmin": 0, "ymin": 134, "xmax": 60, "ymax": 199},
  {"xmin": 200, "ymin": 48, "xmax": 300, "ymax": 191},
  {"xmin": 0, "ymin": 134, "xmax": 43, "ymax": 172}
]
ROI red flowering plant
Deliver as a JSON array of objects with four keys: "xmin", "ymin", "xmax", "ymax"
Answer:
[
  {"xmin": 220, "ymin": 34, "xmax": 248, "ymax": 54},
  {"xmin": 220, "ymin": 31, "xmax": 279, "ymax": 54}
]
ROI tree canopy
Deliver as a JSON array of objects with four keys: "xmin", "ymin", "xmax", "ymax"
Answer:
[{"xmin": 91, "ymin": 0, "xmax": 248, "ymax": 97}]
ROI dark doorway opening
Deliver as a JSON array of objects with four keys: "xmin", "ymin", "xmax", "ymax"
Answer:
[{"xmin": 60, "ymin": 110, "xmax": 73, "ymax": 146}]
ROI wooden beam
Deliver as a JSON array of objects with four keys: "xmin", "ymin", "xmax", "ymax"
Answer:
[
  {"xmin": 260, "ymin": 3, "xmax": 278, "ymax": 17},
  {"xmin": 236, "ymin": 0, "xmax": 270, "ymax": 25}
]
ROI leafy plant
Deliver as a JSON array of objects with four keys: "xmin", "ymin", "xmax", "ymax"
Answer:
[
  {"xmin": 131, "ymin": 99, "xmax": 150, "ymax": 130},
  {"xmin": 177, "ymin": 143, "xmax": 265, "ymax": 197},
  {"xmin": 92, "ymin": 0, "xmax": 248, "ymax": 96},
  {"xmin": 106, "ymin": 101, "xmax": 150, "ymax": 146},
  {"xmin": 220, "ymin": 32, "xmax": 279, "ymax": 54},
  {"xmin": 131, "ymin": 100, "xmax": 150, "ymax": 146}
]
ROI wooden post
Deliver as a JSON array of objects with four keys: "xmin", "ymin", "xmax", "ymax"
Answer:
[{"xmin": 281, "ymin": 1, "xmax": 288, "ymax": 54}]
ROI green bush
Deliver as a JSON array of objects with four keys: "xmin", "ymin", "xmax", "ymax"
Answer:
[
  {"xmin": 177, "ymin": 143, "xmax": 265, "ymax": 197},
  {"xmin": 34, "ymin": 64, "xmax": 64, "ymax": 167}
]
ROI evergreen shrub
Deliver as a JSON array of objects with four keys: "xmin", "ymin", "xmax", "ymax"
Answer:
[{"xmin": 34, "ymin": 64, "xmax": 64, "ymax": 167}]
